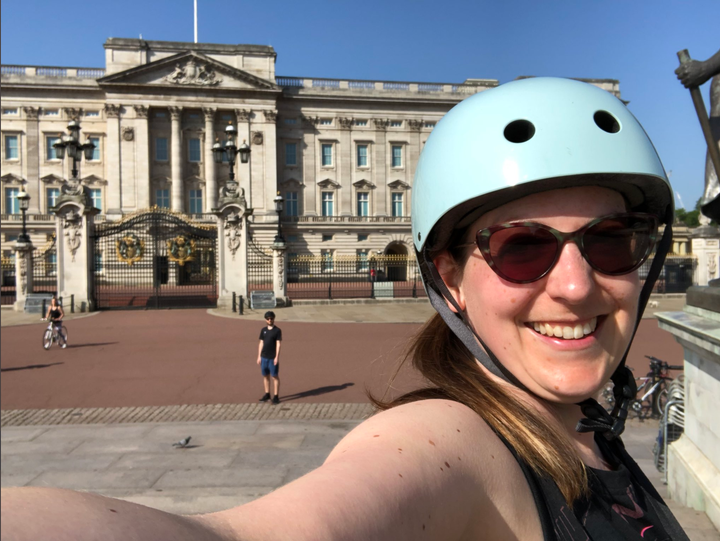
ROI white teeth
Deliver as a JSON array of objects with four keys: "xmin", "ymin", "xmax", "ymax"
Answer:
[{"xmin": 531, "ymin": 317, "xmax": 598, "ymax": 340}]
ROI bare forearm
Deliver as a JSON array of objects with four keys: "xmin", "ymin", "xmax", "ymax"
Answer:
[{"xmin": 1, "ymin": 487, "xmax": 231, "ymax": 541}]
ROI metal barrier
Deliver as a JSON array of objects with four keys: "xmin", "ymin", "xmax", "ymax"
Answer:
[
  {"xmin": 287, "ymin": 255, "xmax": 424, "ymax": 300},
  {"xmin": 639, "ymin": 256, "xmax": 696, "ymax": 294}
]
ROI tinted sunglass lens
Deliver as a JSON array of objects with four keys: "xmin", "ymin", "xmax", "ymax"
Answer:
[
  {"xmin": 489, "ymin": 226, "xmax": 558, "ymax": 282},
  {"xmin": 584, "ymin": 216, "xmax": 654, "ymax": 274}
]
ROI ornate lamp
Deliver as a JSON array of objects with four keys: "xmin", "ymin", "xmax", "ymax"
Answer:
[{"xmin": 17, "ymin": 189, "xmax": 31, "ymax": 243}]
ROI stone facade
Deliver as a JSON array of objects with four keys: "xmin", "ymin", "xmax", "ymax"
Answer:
[{"xmin": 1, "ymin": 38, "xmax": 624, "ymax": 263}]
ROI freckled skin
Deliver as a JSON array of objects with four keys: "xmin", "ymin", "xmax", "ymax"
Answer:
[{"xmin": 429, "ymin": 440, "xmax": 435, "ymax": 446}]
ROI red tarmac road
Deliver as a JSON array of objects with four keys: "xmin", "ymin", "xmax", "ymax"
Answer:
[{"xmin": 1, "ymin": 310, "xmax": 683, "ymax": 410}]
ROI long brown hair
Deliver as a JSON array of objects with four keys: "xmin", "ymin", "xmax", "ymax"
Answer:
[{"xmin": 373, "ymin": 241, "xmax": 590, "ymax": 505}]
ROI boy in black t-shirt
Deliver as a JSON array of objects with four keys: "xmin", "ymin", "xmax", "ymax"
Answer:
[{"xmin": 257, "ymin": 311, "xmax": 282, "ymax": 405}]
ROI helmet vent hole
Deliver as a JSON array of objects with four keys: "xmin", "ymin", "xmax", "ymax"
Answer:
[
  {"xmin": 594, "ymin": 110, "xmax": 620, "ymax": 133},
  {"xmin": 504, "ymin": 120, "xmax": 535, "ymax": 143}
]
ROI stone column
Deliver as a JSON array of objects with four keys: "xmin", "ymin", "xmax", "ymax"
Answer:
[
  {"xmin": 12, "ymin": 240, "xmax": 33, "ymax": 311},
  {"xmin": 338, "ymin": 117, "xmax": 353, "ymax": 216},
  {"xmin": 214, "ymin": 198, "xmax": 252, "ymax": 309},
  {"xmin": 105, "ymin": 104, "xmax": 122, "ymax": 216},
  {"xmin": 302, "ymin": 116, "xmax": 318, "ymax": 216},
  {"xmin": 134, "ymin": 105, "xmax": 151, "ymax": 209},
  {"xmin": 272, "ymin": 240, "xmax": 288, "ymax": 307},
  {"xmin": 690, "ymin": 222, "xmax": 720, "ymax": 286},
  {"xmin": 54, "ymin": 197, "xmax": 97, "ymax": 312},
  {"xmin": 203, "ymin": 108, "xmax": 217, "ymax": 211},
  {"xmin": 656, "ymin": 289, "xmax": 720, "ymax": 533},
  {"xmin": 23, "ymin": 107, "xmax": 41, "ymax": 213},
  {"xmin": 408, "ymin": 119, "xmax": 424, "ymax": 184},
  {"xmin": 373, "ymin": 118, "xmax": 389, "ymax": 216},
  {"xmin": 169, "ymin": 106, "xmax": 184, "ymax": 212}
]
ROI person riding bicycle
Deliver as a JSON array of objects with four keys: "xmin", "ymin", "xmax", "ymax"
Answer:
[
  {"xmin": 44, "ymin": 296, "xmax": 66, "ymax": 348},
  {"xmin": 1, "ymin": 78, "xmax": 689, "ymax": 540}
]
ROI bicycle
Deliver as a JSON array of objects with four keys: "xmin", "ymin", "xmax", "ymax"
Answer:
[
  {"xmin": 42, "ymin": 319, "xmax": 68, "ymax": 350},
  {"xmin": 602, "ymin": 355, "xmax": 682, "ymax": 420}
]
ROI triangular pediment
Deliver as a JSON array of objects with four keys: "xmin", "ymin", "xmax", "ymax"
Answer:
[
  {"xmin": 388, "ymin": 179, "xmax": 410, "ymax": 190},
  {"xmin": 98, "ymin": 51, "xmax": 279, "ymax": 92},
  {"xmin": 317, "ymin": 178, "xmax": 340, "ymax": 189},
  {"xmin": 81, "ymin": 174, "xmax": 107, "ymax": 186},
  {"xmin": 1, "ymin": 173, "xmax": 26, "ymax": 185},
  {"xmin": 353, "ymin": 179, "xmax": 376, "ymax": 189},
  {"xmin": 39, "ymin": 174, "xmax": 64, "ymax": 185},
  {"xmin": 279, "ymin": 178, "xmax": 303, "ymax": 189}
]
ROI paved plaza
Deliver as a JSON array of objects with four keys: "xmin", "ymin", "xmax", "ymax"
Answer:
[{"xmin": 1, "ymin": 296, "xmax": 718, "ymax": 539}]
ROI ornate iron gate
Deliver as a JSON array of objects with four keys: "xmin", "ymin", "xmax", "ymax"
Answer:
[
  {"xmin": 32, "ymin": 234, "xmax": 57, "ymax": 296},
  {"xmin": 247, "ymin": 235, "xmax": 273, "ymax": 296},
  {"xmin": 92, "ymin": 209, "xmax": 218, "ymax": 309}
]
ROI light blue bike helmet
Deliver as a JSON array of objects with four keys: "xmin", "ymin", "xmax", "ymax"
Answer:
[{"xmin": 412, "ymin": 77, "xmax": 674, "ymax": 438}]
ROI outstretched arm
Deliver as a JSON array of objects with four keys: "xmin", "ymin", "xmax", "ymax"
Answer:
[{"xmin": 0, "ymin": 487, "xmax": 228, "ymax": 541}]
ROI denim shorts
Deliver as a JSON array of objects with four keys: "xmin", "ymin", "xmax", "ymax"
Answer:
[{"xmin": 260, "ymin": 357, "xmax": 279, "ymax": 377}]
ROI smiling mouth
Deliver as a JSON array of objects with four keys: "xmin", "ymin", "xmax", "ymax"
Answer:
[{"xmin": 530, "ymin": 317, "xmax": 598, "ymax": 340}]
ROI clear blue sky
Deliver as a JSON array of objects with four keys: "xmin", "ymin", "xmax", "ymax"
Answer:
[{"xmin": 2, "ymin": 0, "xmax": 717, "ymax": 211}]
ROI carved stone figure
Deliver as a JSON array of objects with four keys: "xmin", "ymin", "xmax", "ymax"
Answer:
[
  {"xmin": 122, "ymin": 127, "xmax": 134, "ymax": 141},
  {"xmin": 408, "ymin": 119, "xmax": 424, "ymax": 131},
  {"xmin": 263, "ymin": 110, "xmax": 277, "ymax": 122},
  {"xmin": 104, "ymin": 104, "xmax": 121, "ymax": 118},
  {"xmin": 19, "ymin": 254, "xmax": 27, "ymax": 296},
  {"xmin": 163, "ymin": 59, "xmax": 222, "ymax": 86},
  {"xmin": 338, "ymin": 117, "xmax": 353, "ymax": 129},
  {"xmin": 134, "ymin": 105, "xmax": 149, "ymax": 118},
  {"xmin": 235, "ymin": 109, "xmax": 252, "ymax": 122},
  {"xmin": 65, "ymin": 221, "xmax": 82, "ymax": 262},
  {"xmin": 224, "ymin": 214, "xmax": 243, "ymax": 260},
  {"xmin": 218, "ymin": 183, "xmax": 247, "ymax": 207},
  {"xmin": 252, "ymin": 131, "xmax": 263, "ymax": 145},
  {"xmin": 373, "ymin": 118, "xmax": 389, "ymax": 131},
  {"xmin": 676, "ymin": 49, "xmax": 720, "ymax": 220}
]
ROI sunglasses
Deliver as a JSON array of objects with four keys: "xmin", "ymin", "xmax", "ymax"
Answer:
[{"xmin": 466, "ymin": 213, "xmax": 658, "ymax": 284}]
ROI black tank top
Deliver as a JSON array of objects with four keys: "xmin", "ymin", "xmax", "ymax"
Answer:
[
  {"xmin": 502, "ymin": 433, "xmax": 690, "ymax": 540},
  {"xmin": 49, "ymin": 308, "xmax": 61, "ymax": 320}
]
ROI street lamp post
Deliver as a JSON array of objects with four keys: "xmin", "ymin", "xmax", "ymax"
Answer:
[
  {"xmin": 273, "ymin": 192, "xmax": 285, "ymax": 244},
  {"xmin": 17, "ymin": 190, "xmax": 30, "ymax": 243},
  {"xmin": 212, "ymin": 123, "xmax": 250, "ymax": 194},
  {"xmin": 53, "ymin": 119, "xmax": 95, "ymax": 189}
]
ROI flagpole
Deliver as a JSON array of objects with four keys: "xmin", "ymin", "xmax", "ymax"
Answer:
[{"xmin": 194, "ymin": 0, "xmax": 198, "ymax": 43}]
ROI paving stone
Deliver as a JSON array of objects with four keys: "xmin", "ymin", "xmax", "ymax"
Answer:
[
  {"xmin": 144, "ymin": 421, "xmax": 261, "ymax": 440},
  {"xmin": 112, "ymin": 450, "xmax": 238, "ymax": 470},
  {"xmin": 255, "ymin": 420, "xmax": 356, "ymax": 435},
  {"xmin": 0, "ymin": 454, "xmax": 121, "ymax": 474},
  {"xmin": 32, "ymin": 424, "xmax": 153, "ymax": 442},
  {"xmin": 1, "ymin": 439, "xmax": 83, "ymax": 455},
  {"xmin": 30, "ymin": 468, "xmax": 166, "ymax": 490},
  {"xmin": 1, "ymin": 471, "xmax": 42, "ymax": 488},
  {"xmin": 0, "ymin": 427, "xmax": 48, "ymax": 442},
  {"xmin": 153, "ymin": 467, "xmax": 286, "ymax": 489}
]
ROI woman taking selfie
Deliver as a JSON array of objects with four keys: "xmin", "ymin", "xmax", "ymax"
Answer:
[{"xmin": 1, "ymin": 77, "xmax": 688, "ymax": 540}]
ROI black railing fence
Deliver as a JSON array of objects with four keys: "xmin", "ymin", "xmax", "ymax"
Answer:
[
  {"xmin": 1, "ymin": 256, "xmax": 15, "ymax": 305},
  {"xmin": 639, "ymin": 256, "xmax": 696, "ymax": 294},
  {"xmin": 287, "ymin": 254, "xmax": 425, "ymax": 300},
  {"xmin": 32, "ymin": 235, "xmax": 57, "ymax": 296},
  {"xmin": 247, "ymin": 237, "xmax": 274, "ymax": 298}
]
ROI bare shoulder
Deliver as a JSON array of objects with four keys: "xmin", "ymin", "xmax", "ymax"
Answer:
[{"xmin": 209, "ymin": 399, "xmax": 542, "ymax": 541}]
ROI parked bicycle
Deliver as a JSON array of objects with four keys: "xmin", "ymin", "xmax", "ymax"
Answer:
[
  {"xmin": 602, "ymin": 355, "xmax": 683, "ymax": 420},
  {"xmin": 41, "ymin": 319, "xmax": 68, "ymax": 350}
]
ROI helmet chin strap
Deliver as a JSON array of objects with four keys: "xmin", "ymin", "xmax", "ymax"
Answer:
[{"xmin": 422, "ymin": 216, "xmax": 674, "ymax": 440}]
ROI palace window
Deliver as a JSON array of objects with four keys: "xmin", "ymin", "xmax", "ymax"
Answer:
[
  {"xmin": 357, "ymin": 192, "xmax": 369, "ymax": 217},
  {"xmin": 321, "ymin": 143, "xmax": 333, "ymax": 167},
  {"xmin": 286, "ymin": 235, "xmax": 298, "ymax": 243},
  {"xmin": 285, "ymin": 142, "xmax": 297, "ymax": 166},
  {"xmin": 89, "ymin": 189, "xmax": 102, "ymax": 212},
  {"xmin": 358, "ymin": 234, "xmax": 368, "ymax": 242},
  {"xmin": 4, "ymin": 187, "xmax": 20, "ymax": 214},
  {"xmin": 46, "ymin": 188, "xmax": 60, "ymax": 210},
  {"xmin": 390, "ymin": 120, "xmax": 402, "ymax": 128},
  {"xmin": 322, "ymin": 234, "xmax": 333, "ymax": 242},
  {"xmin": 285, "ymin": 191, "xmax": 298, "ymax": 217},
  {"xmin": 392, "ymin": 193, "xmax": 404, "ymax": 217},
  {"xmin": 321, "ymin": 191, "xmax": 334, "ymax": 217},
  {"xmin": 188, "ymin": 138, "xmax": 201, "ymax": 162},
  {"xmin": 357, "ymin": 250, "xmax": 369, "ymax": 271},
  {"xmin": 4, "ymin": 135, "xmax": 19, "ymax": 160},
  {"xmin": 321, "ymin": 250, "xmax": 334, "ymax": 271},
  {"xmin": 43, "ymin": 109, "xmax": 59, "ymax": 116},
  {"xmin": 424, "ymin": 121, "xmax": 436, "ymax": 128},
  {"xmin": 85, "ymin": 110, "xmax": 100, "ymax": 117},
  {"xmin": 284, "ymin": 118, "xmax": 297, "ymax": 125},
  {"xmin": 391, "ymin": 145, "xmax": 403, "ymax": 168},
  {"xmin": 155, "ymin": 137, "xmax": 168, "ymax": 161},
  {"xmin": 2, "ymin": 108, "xmax": 18, "ymax": 116},
  {"xmin": 354, "ymin": 120, "xmax": 368, "ymax": 127},
  {"xmin": 357, "ymin": 144, "xmax": 368, "ymax": 168},
  {"xmin": 189, "ymin": 189, "xmax": 203, "ymax": 214},
  {"xmin": 46, "ymin": 136, "xmax": 60, "ymax": 160},
  {"xmin": 88, "ymin": 137, "xmax": 101, "ymax": 161},
  {"xmin": 156, "ymin": 189, "xmax": 170, "ymax": 209},
  {"xmin": 320, "ymin": 118, "xmax": 332, "ymax": 126}
]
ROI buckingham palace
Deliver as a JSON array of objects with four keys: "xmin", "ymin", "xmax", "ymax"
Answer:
[{"xmin": 0, "ymin": 38, "xmax": 639, "ymax": 309}]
